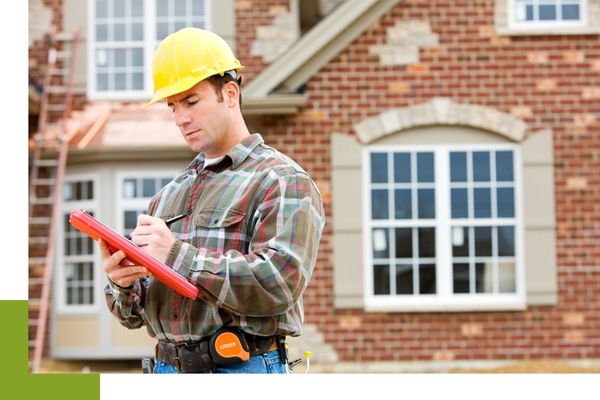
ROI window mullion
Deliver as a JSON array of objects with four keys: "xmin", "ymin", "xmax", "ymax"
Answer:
[{"xmin": 436, "ymin": 149, "xmax": 451, "ymax": 298}]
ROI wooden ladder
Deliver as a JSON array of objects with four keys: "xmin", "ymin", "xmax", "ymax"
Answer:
[{"xmin": 29, "ymin": 28, "xmax": 80, "ymax": 373}]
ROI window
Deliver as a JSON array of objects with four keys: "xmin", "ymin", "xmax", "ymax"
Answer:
[
  {"xmin": 117, "ymin": 173, "xmax": 176, "ymax": 236},
  {"xmin": 88, "ymin": 0, "xmax": 210, "ymax": 99},
  {"xmin": 364, "ymin": 145, "xmax": 524, "ymax": 311},
  {"xmin": 58, "ymin": 177, "xmax": 99, "ymax": 311},
  {"xmin": 510, "ymin": 0, "xmax": 585, "ymax": 27}
]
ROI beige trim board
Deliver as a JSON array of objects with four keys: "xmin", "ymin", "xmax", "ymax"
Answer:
[
  {"xmin": 67, "ymin": 146, "xmax": 196, "ymax": 164},
  {"xmin": 243, "ymin": 94, "xmax": 308, "ymax": 115},
  {"xmin": 243, "ymin": 0, "xmax": 403, "ymax": 98}
]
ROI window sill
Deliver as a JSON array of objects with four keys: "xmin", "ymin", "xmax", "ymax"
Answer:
[
  {"xmin": 496, "ymin": 25, "xmax": 600, "ymax": 36},
  {"xmin": 365, "ymin": 295, "xmax": 526, "ymax": 313}
]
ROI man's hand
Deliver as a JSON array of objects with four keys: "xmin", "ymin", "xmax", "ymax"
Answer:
[
  {"xmin": 130, "ymin": 214, "xmax": 177, "ymax": 264},
  {"xmin": 99, "ymin": 238, "xmax": 150, "ymax": 288}
]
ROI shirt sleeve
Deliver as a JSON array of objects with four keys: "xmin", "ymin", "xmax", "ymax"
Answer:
[
  {"xmin": 165, "ymin": 170, "xmax": 325, "ymax": 317},
  {"xmin": 104, "ymin": 276, "xmax": 150, "ymax": 329}
]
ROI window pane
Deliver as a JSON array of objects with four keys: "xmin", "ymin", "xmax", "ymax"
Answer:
[
  {"xmin": 114, "ymin": 48, "xmax": 126, "ymax": 67},
  {"xmin": 450, "ymin": 152, "xmax": 467, "ymax": 182},
  {"xmin": 132, "ymin": 23, "xmax": 144, "ymax": 40},
  {"xmin": 96, "ymin": 23, "xmax": 108, "ymax": 41},
  {"xmin": 393, "ymin": 153, "xmax": 410, "ymax": 183},
  {"xmin": 371, "ymin": 153, "xmax": 388, "ymax": 183},
  {"xmin": 142, "ymin": 178, "xmax": 156, "ymax": 197},
  {"xmin": 373, "ymin": 264, "xmax": 390, "ymax": 295},
  {"xmin": 475, "ymin": 227, "xmax": 492, "ymax": 257},
  {"xmin": 156, "ymin": 0, "xmax": 169, "ymax": 16},
  {"xmin": 97, "ymin": 73, "xmax": 109, "ymax": 91},
  {"xmin": 526, "ymin": 5, "xmax": 534, "ymax": 20},
  {"xmin": 452, "ymin": 226, "xmax": 469, "ymax": 257},
  {"xmin": 539, "ymin": 4, "xmax": 557, "ymax": 20},
  {"xmin": 124, "ymin": 210, "xmax": 138, "ymax": 230},
  {"xmin": 371, "ymin": 190, "xmax": 389, "ymax": 219},
  {"xmin": 451, "ymin": 188, "xmax": 468, "ymax": 218},
  {"xmin": 497, "ymin": 226, "xmax": 515, "ymax": 256},
  {"xmin": 417, "ymin": 189, "xmax": 435, "ymax": 219},
  {"xmin": 132, "ymin": 48, "xmax": 144, "ymax": 66},
  {"xmin": 394, "ymin": 189, "xmax": 412, "ymax": 219},
  {"xmin": 372, "ymin": 228, "xmax": 389, "ymax": 259},
  {"xmin": 114, "ymin": 0, "xmax": 126, "ymax": 17},
  {"xmin": 394, "ymin": 228, "xmax": 412, "ymax": 258},
  {"xmin": 495, "ymin": 151, "xmax": 514, "ymax": 181},
  {"xmin": 395, "ymin": 264, "xmax": 413, "ymax": 294},
  {"xmin": 96, "ymin": 0, "xmax": 108, "ymax": 18},
  {"xmin": 475, "ymin": 261, "xmax": 494, "ymax": 293},
  {"xmin": 192, "ymin": 0, "xmax": 205, "ymax": 15},
  {"xmin": 497, "ymin": 187, "xmax": 515, "ymax": 218},
  {"xmin": 472, "ymin": 152, "xmax": 490, "ymax": 182},
  {"xmin": 123, "ymin": 179, "xmax": 137, "ymax": 198},
  {"xmin": 499, "ymin": 262, "xmax": 516, "ymax": 293},
  {"xmin": 417, "ymin": 152, "xmax": 434, "ymax": 183},
  {"xmin": 175, "ymin": 0, "xmax": 186, "ymax": 16},
  {"xmin": 418, "ymin": 227, "xmax": 435, "ymax": 258},
  {"xmin": 192, "ymin": 19, "xmax": 205, "ymax": 29},
  {"xmin": 419, "ymin": 264, "xmax": 436, "ymax": 294},
  {"xmin": 156, "ymin": 22, "xmax": 169, "ymax": 40},
  {"xmin": 114, "ymin": 23, "xmax": 126, "ymax": 41},
  {"xmin": 474, "ymin": 188, "xmax": 491, "ymax": 218},
  {"xmin": 132, "ymin": 0, "xmax": 144, "ymax": 17},
  {"xmin": 132, "ymin": 72, "xmax": 144, "ymax": 90},
  {"xmin": 562, "ymin": 4, "xmax": 580, "ymax": 20},
  {"xmin": 115, "ymin": 72, "xmax": 127, "ymax": 90},
  {"xmin": 453, "ymin": 263, "xmax": 469, "ymax": 293},
  {"xmin": 174, "ymin": 21, "xmax": 186, "ymax": 31}
]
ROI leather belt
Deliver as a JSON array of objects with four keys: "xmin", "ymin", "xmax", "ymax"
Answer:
[{"xmin": 155, "ymin": 333, "xmax": 280, "ymax": 373}]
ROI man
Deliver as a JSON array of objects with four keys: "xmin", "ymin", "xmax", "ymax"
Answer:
[{"xmin": 100, "ymin": 27, "xmax": 325, "ymax": 374}]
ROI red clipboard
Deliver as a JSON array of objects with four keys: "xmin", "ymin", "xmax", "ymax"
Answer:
[{"xmin": 69, "ymin": 209, "xmax": 199, "ymax": 299}]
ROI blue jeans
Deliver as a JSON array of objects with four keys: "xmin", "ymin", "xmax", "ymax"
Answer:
[{"xmin": 153, "ymin": 349, "xmax": 288, "ymax": 374}]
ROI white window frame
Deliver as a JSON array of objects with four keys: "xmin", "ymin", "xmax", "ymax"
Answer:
[
  {"xmin": 87, "ymin": 0, "xmax": 212, "ymax": 101},
  {"xmin": 115, "ymin": 170, "xmax": 179, "ymax": 234},
  {"xmin": 508, "ymin": 0, "xmax": 587, "ymax": 30},
  {"xmin": 362, "ymin": 144, "xmax": 526, "ymax": 312},
  {"xmin": 56, "ymin": 173, "xmax": 101, "ymax": 314}
]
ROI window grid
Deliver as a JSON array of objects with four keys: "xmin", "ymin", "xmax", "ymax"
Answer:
[
  {"xmin": 89, "ymin": 0, "xmax": 210, "ymax": 99},
  {"xmin": 365, "ymin": 145, "xmax": 523, "ymax": 310},
  {"xmin": 59, "ymin": 176, "xmax": 99, "ymax": 311},
  {"xmin": 512, "ymin": 0, "xmax": 584, "ymax": 27}
]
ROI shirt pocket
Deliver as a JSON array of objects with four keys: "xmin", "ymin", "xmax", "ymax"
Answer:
[{"xmin": 193, "ymin": 209, "xmax": 250, "ymax": 254}]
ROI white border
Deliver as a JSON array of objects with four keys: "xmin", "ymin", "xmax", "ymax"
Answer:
[
  {"xmin": 508, "ymin": 0, "xmax": 587, "ymax": 30},
  {"xmin": 363, "ymin": 143, "xmax": 526, "ymax": 312},
  {"xmin": 55, "ymin": 173, "xmax": 101, "ymax": 314}
]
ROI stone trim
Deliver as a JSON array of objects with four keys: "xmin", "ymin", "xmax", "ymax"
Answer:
[
  {"xmin": 369, "ymin": 20, "xmax": 439, "ymax": 66},
  {"xmin": 353, "ymin": 98, "xmax": 527, "ymax": 144}
]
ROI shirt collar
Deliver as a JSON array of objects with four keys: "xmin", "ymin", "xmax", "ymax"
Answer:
[{"xmin": 185, "ymin": 133, "xmax": 264, "ymax": 173}]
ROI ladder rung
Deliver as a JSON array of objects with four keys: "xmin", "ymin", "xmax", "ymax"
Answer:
[
  {"xmin": 33, "ymin": 178, "xmax": 56, "ymax": 185},
  {"xmin": 49, "ymin": 68, "xmax": 69, "ymax": 76},
  {"xmin": 46, "ymin": 104, "xmax": 66, "ymax": 111},
  {"xmin": 30, "ymin": 197, "xmax": 53, "ymax": 205},
  {"xmin": 30, "ymin": 217, "xmax": 52, "ymax": 225},
  {"xmin": 45, "ymin": 86, "xmax": 67, "ymax": 94},
  {"xmin": 29, "ymin": 257, "xmax": 47, "ymax": 264},
  {"xmin": 29, "ymin": 278, "xmax": 45, "ymax": 286},
  {"xmin": 37, "ymin": 159, "xmax": 59, "ymax": 167},
  {"xmin": 55, "ymin": 50, "xmax": 71, "ymax": 59},
  {"xmin": 29, "ymin": 237, "xmax": 49, "ymax": 244},
  {"xmin": 52, "ymin": 33, "xmax": 76, "ymax": 41}
]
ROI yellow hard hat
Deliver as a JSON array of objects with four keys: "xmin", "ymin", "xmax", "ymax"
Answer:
[{"xmin": 145, "ymin": 27, "xmax": 244, "ymax": 108}]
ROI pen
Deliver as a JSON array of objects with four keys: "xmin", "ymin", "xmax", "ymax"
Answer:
[
  {"xmin": 164, "ymin": 212, "xmax": 188, "ymax": 227},
  {"xmin": 125, "ymin": 212, "xmax": 190, "ymax": 239}
]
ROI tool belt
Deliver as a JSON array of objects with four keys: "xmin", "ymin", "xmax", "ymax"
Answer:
[{"xmin": 155, "ymin": 329, "xmax": 282, "ymax": 373}]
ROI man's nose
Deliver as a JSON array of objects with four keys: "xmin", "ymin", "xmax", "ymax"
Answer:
[{"xmin": 174, "ymin": 108, "xmax": 192, "ymax": 127}]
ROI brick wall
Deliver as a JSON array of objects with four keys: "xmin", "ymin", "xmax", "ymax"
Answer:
[{"xmin": 256, "ymin": 0, "xmax": 600, "ymax": 362}]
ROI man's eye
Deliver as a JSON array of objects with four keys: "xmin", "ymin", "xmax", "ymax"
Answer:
[{"xmin": 186, "ymin": 100, "xmax": 198, "ymax": 107}]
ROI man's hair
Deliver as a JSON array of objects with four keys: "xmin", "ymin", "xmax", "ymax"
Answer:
[{"xmin": 206, "ymin": 72, "xmax": 243, "ymax": 107}]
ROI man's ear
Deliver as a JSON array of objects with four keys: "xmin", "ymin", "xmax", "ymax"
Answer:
[{"xmin": 223, "ymin": 81, "xmax": 239, "ymax": 107}]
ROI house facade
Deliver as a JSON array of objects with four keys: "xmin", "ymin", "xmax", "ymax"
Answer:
[{"xmin": 29, "ymin": 0, "xmax": 600, "ymax": 371}]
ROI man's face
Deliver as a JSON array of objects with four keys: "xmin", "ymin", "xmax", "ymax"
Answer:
[{"xmin": 166, "ymin": 80, "xmax": 231, "ymax": 157}]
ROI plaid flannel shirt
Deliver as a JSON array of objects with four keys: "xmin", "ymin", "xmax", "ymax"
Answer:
[{"xmin": 104, "ymin": 134, "xmax": 325, "ymax": 343}]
